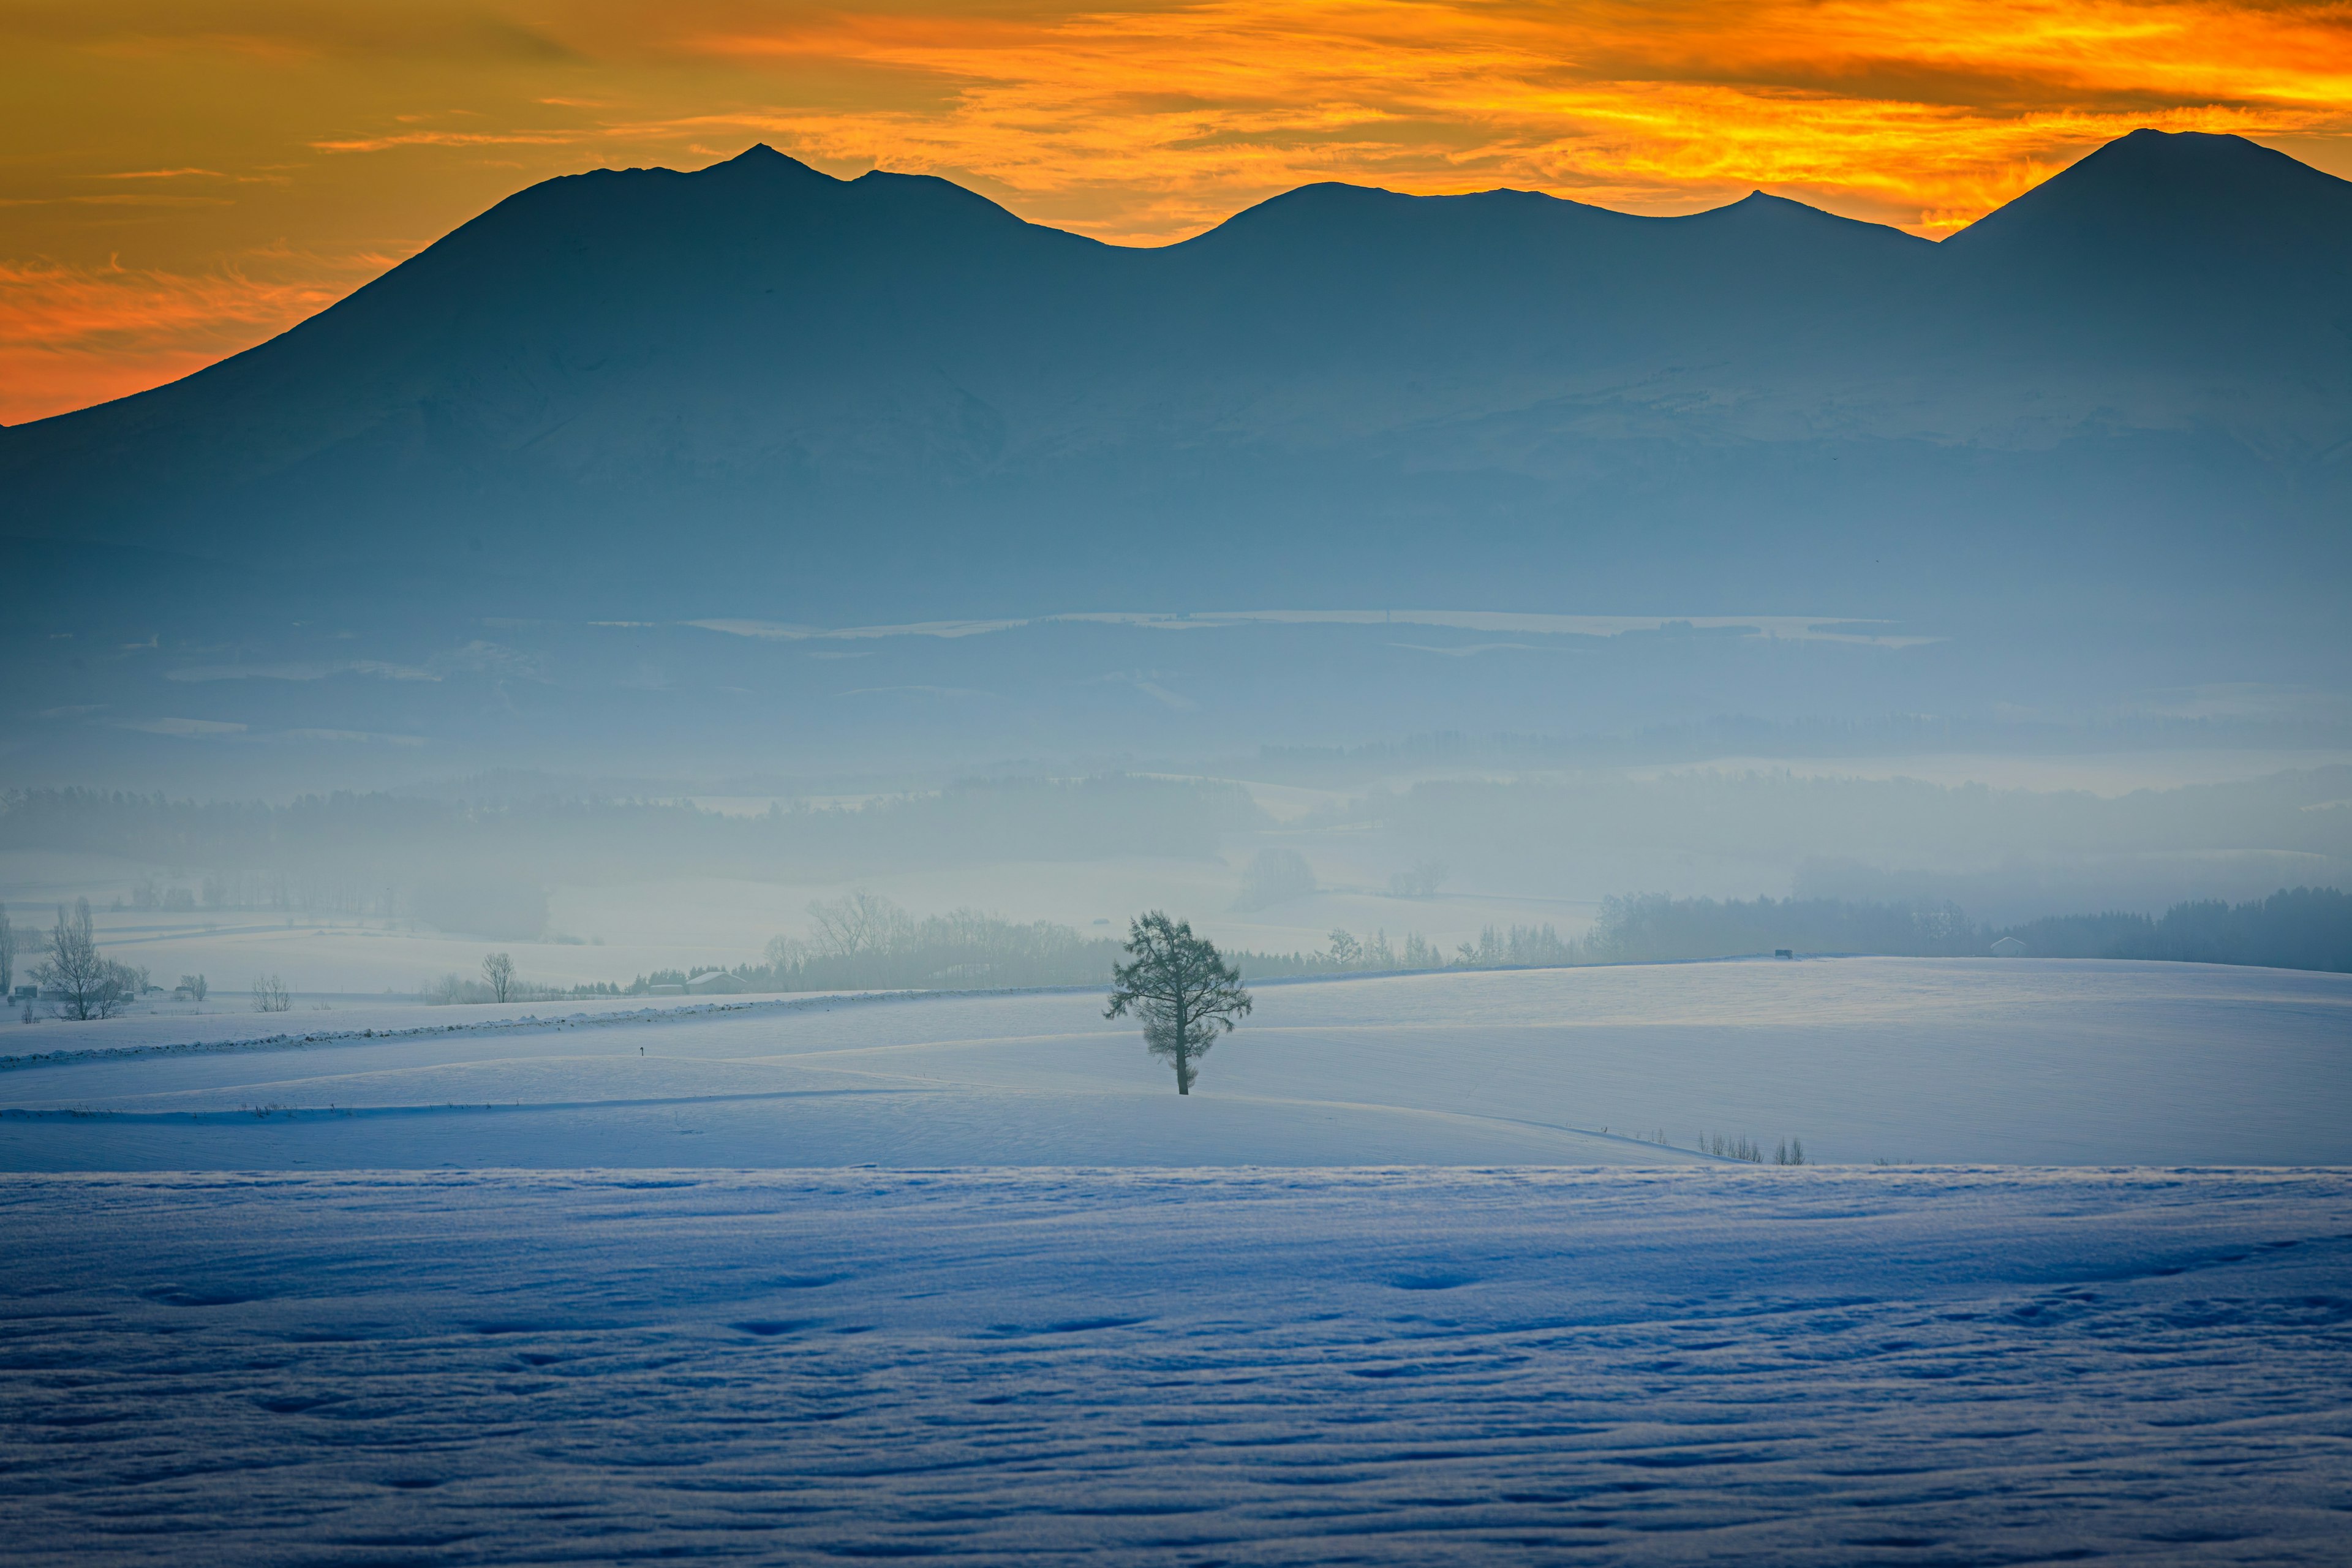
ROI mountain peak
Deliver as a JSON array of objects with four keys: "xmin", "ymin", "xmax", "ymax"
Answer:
[
  {"xmin": 699, "ymin": 142, "xmax": 835, "ymax": 184},
  {"xmin": 1945, "ymin": 128, "xmax": 2352, "ymax": 255}
]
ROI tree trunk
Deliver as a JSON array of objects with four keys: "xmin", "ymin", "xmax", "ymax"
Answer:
[{"xmin": 1175, "ymin": 991, "xmax": 1191, "ymax": 1094}]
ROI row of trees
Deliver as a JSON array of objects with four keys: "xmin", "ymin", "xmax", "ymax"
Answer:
[
  {"xmin": 751, "ymin": 894, "xmax": 1125, "ymax": 992},
  {"xmin": 2000, "ymin": 887, "xmax": 2352, "ymax": 971},
  {"xmin": 1572, "ymin": 888, "xmax": 2352, "ymax": 971},
  {"xmin": 1580, "ymin": 894, "xmax": 1982, "ymax": 963},
  {"xmin": 1219, "ymin": 887, "xmax": 2352, "ymax": 974},
  {"xmin": 1243, "ymin": 922, "xmax": 1569, "ymax": 977}
]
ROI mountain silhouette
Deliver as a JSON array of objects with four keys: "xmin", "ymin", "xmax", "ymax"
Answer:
[{"xmin": 3, "ymin": 130, "xmax": 2346, "ymax": 632}]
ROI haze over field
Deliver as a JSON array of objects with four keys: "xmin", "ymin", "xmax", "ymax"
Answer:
[{"xmin": 3, "ymin": 131, "xmax": 2351, "ymax": 1009}]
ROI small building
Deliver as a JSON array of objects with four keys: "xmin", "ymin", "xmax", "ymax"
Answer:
[
  {"xmin": 684, "ymin": 971, "xmax": 745, "ymax": 995},
  {"xmin": 1990, "ymin": 936, "xmax": 2028, "ymax": 957}
]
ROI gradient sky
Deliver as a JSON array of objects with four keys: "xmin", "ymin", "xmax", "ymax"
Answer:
[{"xmin": 5, "ymin": 0, "xmax": 2351, "ymax": 425}]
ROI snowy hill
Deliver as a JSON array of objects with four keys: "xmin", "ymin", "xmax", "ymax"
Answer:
[
  {"xmin": 6, "ymin": 958, "xmax": 2346, "ymax": 1169},
  {"xmin": 7, "ymin": 961, "xmax": 2350, "ymax": 1559}
]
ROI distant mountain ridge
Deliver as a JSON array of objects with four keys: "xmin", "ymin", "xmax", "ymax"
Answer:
[{"xmin": 3, "ymin": 129, "xmax": 2348, "ymax": 629}]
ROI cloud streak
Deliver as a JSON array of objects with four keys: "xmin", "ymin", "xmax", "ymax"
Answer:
[{"xmin": 0, "ymin": 253, "xmax": 394, "ymax": 424}]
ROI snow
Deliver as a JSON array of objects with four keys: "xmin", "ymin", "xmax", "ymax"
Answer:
[
  {"xmin": 4, "ymin": 1167, "xmax": 2349, "ymax": 1563},
  {"xmin": 6, "ymin": 959, "xmax": 2350, "ymax": 1559},
  {"xmin": 3, "ymin": 958, "xmax": 2348, "ymax": 1169}
]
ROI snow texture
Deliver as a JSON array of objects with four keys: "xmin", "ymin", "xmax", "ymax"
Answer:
[
  {"xmin": 3, "ymin": 959, "xmax": 2348, "ymax": 1168},
  {"xmin": 3, "ymin": 1168, "xmax": 2350, "ymax": 1564}
]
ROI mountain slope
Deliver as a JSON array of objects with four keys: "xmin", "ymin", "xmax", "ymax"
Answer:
[
  {"xmin": 2, "ymin": 132, "xmax": 2347, "ymax": 627},
  {"xmin": 1937, "ymin": 129, "xmax": 2352, "ymax": 420}
]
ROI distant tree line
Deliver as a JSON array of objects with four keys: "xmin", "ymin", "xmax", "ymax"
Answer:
[
  {"xmin": 590, "ymin": 883, "xmax": 2350, "ymax": 1000},
  {"xmin": 1576, "ymin": 887, "xmax": 2351, "ymax": 973},
  {"xmin": 175, "ymin": 878, "xmax": 2352, "ymax": 1018},
  {"xmin": 385, "ymin": 881, "xmax": 2352, "ymax": 1014},
  {"xmin": 751, "ymin": 897, "xmax": 1128, "ymax": 991},
  {"xmin": 1582, "ymin": 893, "xmax": 1983, "ymax": 962},
  {"xmin": 1999, "ymin": 887, "xmax": 2352, "ymax": 971}
]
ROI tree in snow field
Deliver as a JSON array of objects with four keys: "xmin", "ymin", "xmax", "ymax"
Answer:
[
  {"xmin": 1106, "ymin": 911, "xmax": 1251, "ymax": 1095},
  {"xmin": 482, "ymin": 952, "xmax": 516, "ymax": 1003},
  {"xmin": 32, "ymin": 899, "xmax": 134, "ymax": 1020}
]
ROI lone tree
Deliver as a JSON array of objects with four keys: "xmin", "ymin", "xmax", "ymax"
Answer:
[
  {"xmin": 1106, "ymin": 912, "xmax": 1251, "ymax": 1095},
  {"xmin": 482, "ymin": 951, "xmax": 516, "ymax": 1003}
]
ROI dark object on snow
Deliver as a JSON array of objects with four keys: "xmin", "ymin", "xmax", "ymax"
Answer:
[{"xmin": 1106, "ymin": 912, "xmax": 1253, "ymax": 1096}]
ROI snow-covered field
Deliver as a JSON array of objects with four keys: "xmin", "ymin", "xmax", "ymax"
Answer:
[
  {"xmin": 9, "ymin": 959, "xmax": 2350, "ymax": 1562},
  {"xmin": 5, "ymin": 1168, "xmax": 2349, "ymax": 1564},
  {"xmin": 3, "ymin": 959, "xmax": 2348, "ymax": 1168}
]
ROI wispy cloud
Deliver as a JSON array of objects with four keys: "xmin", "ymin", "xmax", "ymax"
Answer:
[
  {"xmin": 116, "ymin": 716, "xmax": 247, "ymax": 736},
  {"xmin": 0, "ymin": 248, "xmax": 404, "ymax": 424},
  {"xmin": 278, "ymin": 727, "xmax": 429, "ymax": 745},
  {"xmin": 164, "ymin": 659, "xmax": 439, "ymax": 682},
  {"xmin": 311, "ymin": 127, "xmax": 590, "ymax": 153}
]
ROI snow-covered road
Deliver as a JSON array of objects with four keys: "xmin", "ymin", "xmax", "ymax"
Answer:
[{"xmin": 5, "ymin": 1168, "xmax": 2348, "ymax": 1564}]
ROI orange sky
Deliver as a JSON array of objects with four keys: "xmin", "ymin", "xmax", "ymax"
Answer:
[{"xmin": 6, "ymin": 0, "xmax": 2352, "ymax": 425}]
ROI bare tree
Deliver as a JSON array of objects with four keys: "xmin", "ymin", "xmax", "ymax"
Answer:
[
  {"xmin": 33, "ymin": 900, "xmax": 132, "ymax": 1020},
  {"xmin": 252, "ymin": 975, "xmax": 290, "ymax": 1013},
  {"xmin": 482, "ymin": 951, "xmax": 516, "ymax": 1003},
  {"xmin": 1106, "ymin": 911, "xmax": 1252, "ymax": 1095},
  {"xmin": 807, "ymin": 892, "xmax": 912, "ymax": 959},
  {"xmin": 177, "ymin": 974, "xmax": 208, "ymax": 1001},
  {"xmin": 0, "ymin": 902, "xmax": 15, "ymax": 997}
]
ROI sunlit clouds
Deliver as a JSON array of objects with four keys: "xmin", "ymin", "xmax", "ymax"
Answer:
[{"xmin": 5, "ymin": 0, "xmax": 2351, "ymax": 421}]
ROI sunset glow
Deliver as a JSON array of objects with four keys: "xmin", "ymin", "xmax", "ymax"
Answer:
[{"xmin": 5, "ymin": 0, "xmax": 2351, "ymax": 424}]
